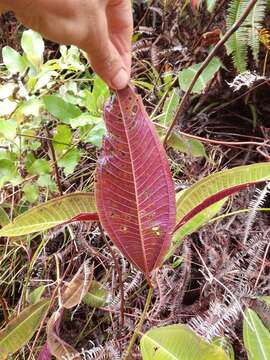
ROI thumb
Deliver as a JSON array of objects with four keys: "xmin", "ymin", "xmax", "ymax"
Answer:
[{"xmin": 82, "ymin": 13, "xmax": 129, "ymax": 90}]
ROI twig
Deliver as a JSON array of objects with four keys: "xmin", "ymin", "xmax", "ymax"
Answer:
[
  {"xmin": 45, "ymin": 127, "xmax": 63, "ymax": 196},
  {"xmin": 0, "ymin": 295, "xmax": 9, "ymax": 325},
  {"xmin": 155, "ymin": 121, "xmax": 270, "ymax": 149},
  {"xmin": 123, "ymin": 286, "xmax": 154, "ymax": 359},
  {"xmin": 163, "ymin": 0, "xmax": 259, "ymax": 146},
  {"xmin": 209, "ymin": 79, "xmax": 270, "ymax": 114}
]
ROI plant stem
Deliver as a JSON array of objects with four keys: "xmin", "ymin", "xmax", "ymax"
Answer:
[
  {"xmin": 46, "ymin": 127, "xmax": 63, "ymax": 196},
  {"xmin": 163, "ymin": 0, "xmax": 259, "ymax": 146},
  {"xmin": 123, "ymin": 286, "xmax": 154, "ymax": 359},
  {"xmin": 263, "ymin": 49, "xmax": 269, "ymax": 76}
]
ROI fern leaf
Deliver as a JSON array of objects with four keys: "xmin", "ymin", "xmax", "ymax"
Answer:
[
  {"xmin": 226, "ymin": 0, "xmax": 249, "ymax": 72},
  {"xmin": 248, "ymin": 0, "xmax": 267, "ymax": 65},
  {"xmin": 226, "ymin": 0, "xmax": 267, "ymax": 72}
]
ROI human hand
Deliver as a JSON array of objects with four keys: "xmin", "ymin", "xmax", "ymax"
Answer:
[{"xmin": 1, "ymin": 0, "xmax": 133, "ymax": 89}]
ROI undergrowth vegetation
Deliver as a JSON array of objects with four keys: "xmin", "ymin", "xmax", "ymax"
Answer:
[{"xmin": 1, "ymin": 1, "xmax": 270, "ymax": 359}]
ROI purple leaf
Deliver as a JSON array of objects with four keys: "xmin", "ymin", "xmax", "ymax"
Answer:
[
  {"xmin": 38, "ymin": 342, "xmax": 51, "ymax": 360},
  {"xmin": 95, "ymin": 86, "xmax": 176, "ymax": 277}
]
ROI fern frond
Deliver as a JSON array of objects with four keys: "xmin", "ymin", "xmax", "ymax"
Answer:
[
  {"xmin": 248, "ymin": 0, "xmax": 267, "ymax": 65},
  {"xmin": 226, "ymin": 0, "xmax": 267, "ymax": 72},
  {"xmin": 226, "ymin": 71, "xmax": 265, "ymax": 91},
  {"xmin": 226, "ymin": 0, "xmax": 250, "ymax": 72},
  {"xmin": 189, "ymin": 298, "xmax": 240, "ymax": 341},
  {"xmin": 243, "ymin": 183, "xmax": 270, "ymax": 244}
]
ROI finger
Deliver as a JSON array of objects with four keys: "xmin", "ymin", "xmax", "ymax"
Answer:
[
  {"xmin": 106, "ymin": 0, "xmax": 133, "ymax": 72},
  {"xmin": 81, "ymin": 8, "xmax": 130, "ymax": 90}
]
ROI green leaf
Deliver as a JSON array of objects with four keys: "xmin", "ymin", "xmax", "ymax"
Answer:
[
  {"xmin": 243, "ymin": 308, "xmax": 270, "ymax": 360},
  {"xmin": 0, "ymin": 159, "xmax": 21, "ymax": 188},
  {"xmin": 226, "ymin": 1, "xmax": 249, "ymax": 72},
  {"xmin": 0, "ymin": 207, "xmax": 9, "ymax": 227},
  {"xmin": 59, "ymin": 45, "xmax": 85, "ymax": 71},
  {"xmin": 43, "ymin": 95, "xmax": 81, "ymax": 122},
  {"xmin": 59, "ymin": 81, "xmax": 81, "ymax": 105},
  {"xmin": 29, "ymin": 286, "xmax": 46, "ymax": 304},
  {"xmin": 0, "ymin": 98, "xmax": 17, "ymax": 116},
  {"xmin": 160, "ymin": 89, "xmax": 180, "ymax": 128},
  {"xmin": 29, "ymin": 141, "xmax": 42, "ymax": 151},
  {"xmin": 82, "ymin": 121, "xmax": 106, "ymax": 148},
  {"xmin": 0, "ymin": 192, "xmax": 97, "ymax": 237},
  {"xmin": 83, "ymin": 76, "xmax": 110, "ymax": 115},
  {"xmin": 167, "ymin": 132, "xmax": 206, "ymax": 158},
  {"xmin": 0, "ymin": 119, "xmax": 17, "ymax": 140},
  {"xmin": 2, "ymin": 46, "xmax": 28, "ymax": 74},
  {"xmin": 169, "ymin": 163, "xmax": 270, "ymax": 255},
  {"xmin": 28, "ymin": 159, "xmax": 51, "ymax": 176},
  {"xmin": 0, "ymin": 83, "xmax": 17, "ymax": 100},
  {"xmin": 58, "ymin": 148, "xmax": 82, "ymax": 176},
  {"xmin": 71, "ymin": 113, "xmax": 106, "ymax": 147},
  {"xmin": 206, "ymin": 0, "xmax": 217, "ymax": 12},
  {"xmin": 212, "ymin": 337, "xmax": 235, "ymax": 360},
  {"xmin": 15, "ymin": 98, "xmax": 44, "ymax": 122},
  {"xmin": 0, "ymin": 299, "xmax": 49, "ymax": 360},
  {"xmin": 140, "ymin": 324, "xmax": 229, "ymax": 360},
  {"xmin": 52, "ymin": 124, "xmax": 72, "ymax": 153},
  {"xmin": 168, "ymin": 198, "xmax": 226, "ymax": 257},
  {"xmin": 260, "ymin": 296, "xmax": 270, "ymax": 306},
  {"xmin": 247, "ymin": 1, "xmax": 267, "ymax": 65},
  {"xmin": 0, "ymin": 150, "xmax": 16, "ymax": 161},
  {"xmin": 23, "ymin": 183, "xmax": 39, "ymax": 203},
  {"xmin": 83, "ymin": 281, "xmax": 108, "ymax": 308},
  {"xmin": 178, "ymin": 57, "xmax": 222, "ymax": 94},
  {"xmin": 37, "ymin": 174, "xmax": 57, "ymax": 191},
  {"xmin": 21, "ymin": 30, "xmax": 44, "ymax": 70},
  {"xmin": 70, "ymin": 114, "xmax": 102, "ymax": 128}
]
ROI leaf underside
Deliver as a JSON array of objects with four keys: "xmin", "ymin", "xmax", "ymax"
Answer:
[
  {"xmin": 95, "ymin": 86, "xmax": 176, "ymax": 276},
  {"xmin": 0, "ymin": 192, "xmax": 98, "ymax": 237}
]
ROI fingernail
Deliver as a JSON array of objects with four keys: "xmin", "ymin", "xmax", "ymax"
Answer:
[{"xmin": 111, "ymin": 69, "xmax": 129, "ymax": 90}]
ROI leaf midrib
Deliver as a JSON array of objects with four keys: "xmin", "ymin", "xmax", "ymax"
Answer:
[{"xmin": 119, "ymin": 99, "xmax": 149, "ymax": 274}]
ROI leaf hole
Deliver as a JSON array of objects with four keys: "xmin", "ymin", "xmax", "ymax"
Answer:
[
  {"xmin": 131, "ymin": 105, "xmax": 138, "ymax": 116},
  {"xmin": 152, "ymin": 225, "xmax": 161, "ymax": 237},
  {"xmin": 120, "ymin": 225, "xmax": 128, "ymax": 233}
]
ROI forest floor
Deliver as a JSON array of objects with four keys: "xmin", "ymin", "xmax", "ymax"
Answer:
[{"xmin": 1, "ymin": 2, "xmax": 270, "ymax": 360}]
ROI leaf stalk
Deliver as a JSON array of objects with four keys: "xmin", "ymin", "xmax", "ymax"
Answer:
[{"xmin": 123, "ymin": 286, "xmax": 154, "ymax": 359}]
